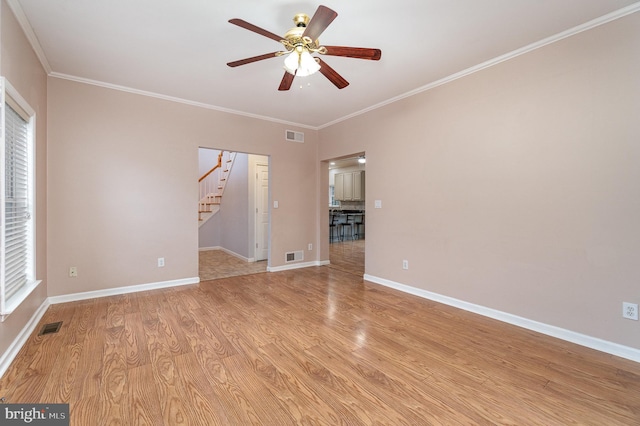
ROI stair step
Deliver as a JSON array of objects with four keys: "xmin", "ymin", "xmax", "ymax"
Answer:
[{"xmin": 199, "ymin": 151, "xmax": 234, "ymax": 225}]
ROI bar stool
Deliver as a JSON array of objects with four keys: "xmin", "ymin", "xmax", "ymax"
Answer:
[
  {"xmin": 329, "ymin": 214, "xmax": 340, "ymax": 242},
  {"xmin": 352, "ymin": 214, "xmax": 364, "ymax": 239},
  {"xmin": 341, "ymin": 214, "xmax": 354, "ymax": 241}
]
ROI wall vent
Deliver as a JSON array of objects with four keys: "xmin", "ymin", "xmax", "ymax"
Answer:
[
  {"xmin": 39, "ymin": 321, "xmax": 63, "ymax": 335},
  {"xmin": 285, "ymin": 130, "xmax": 304, "ymax": 143},
  {"xmin": 285, "ymin": 250, "xmax": 304, "ymax": 263}
]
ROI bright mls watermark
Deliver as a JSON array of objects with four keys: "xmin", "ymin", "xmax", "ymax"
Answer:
[{"xmin": 1, "ymin": 404, "xmax": 69, "ymax": 425}]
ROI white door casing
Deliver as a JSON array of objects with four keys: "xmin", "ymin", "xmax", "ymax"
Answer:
[{"xmin": 255, "ymin": 163, "xmax": 269, "ymax": 261}]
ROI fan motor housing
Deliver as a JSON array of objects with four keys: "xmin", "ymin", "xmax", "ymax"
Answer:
[
  {"xmin": 292, "ymin": 13, "xmax": 310, "ymax": 27},
  {"xmin": 284, "ymin": 13, "xmax": 320, "ymax": 48}
]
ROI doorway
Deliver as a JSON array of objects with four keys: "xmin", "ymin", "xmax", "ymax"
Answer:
[
  {"xmin": 327, "ymin": 154, "xmax": 366, "ymax": 276},
  {"xmin": 198, "ymin": 148, "xmax": 270, "ymax": 280}
]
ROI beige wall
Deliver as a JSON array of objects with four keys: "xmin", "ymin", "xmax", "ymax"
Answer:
[
  {"xmin": 320, "ymin": 13, "xmax": 640, "ymax": 350},
  {"xmin": 0, "ymin": 1, "xmax": 48, "ymax": 355},
  {"xmin": 47, "ymin": 77, "xmax": 319, "ymax": 296}
]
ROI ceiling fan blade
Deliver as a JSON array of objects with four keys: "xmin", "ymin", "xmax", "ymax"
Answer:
[
  {"xmin": 278, "ymin": 72, "xmax": 295, "ymax": 91},
  {"xmin": 323, "ymin": 46, "xmax": 382, "ymax": 61},
  {"xmin": 317, "ymin": 58, "xmax": 349, "ymax": 89},
  {"xmin": 227, "ymin": 52, "xmax": 280, "ymax": 68},
  {"xmin": 228, "ymin": 18, "xmax": 283, "ymax": 43},
  {"xmin": 302, "ymin": 5, "xmax": 338, "ymax": 41}
]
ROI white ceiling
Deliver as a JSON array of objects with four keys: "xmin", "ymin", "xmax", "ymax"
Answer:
[{"xmin": 10, "ymin": 0, "xmax": 640, "ymax": 129}]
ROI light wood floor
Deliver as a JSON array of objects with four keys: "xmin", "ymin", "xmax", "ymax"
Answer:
[
  {"xmin": 329, "ymin": 239, "xmax": 365, "ymax": 277},
  {"xmin": 2, "ymin": 261, "xmax": 640, "ymax": 424}
]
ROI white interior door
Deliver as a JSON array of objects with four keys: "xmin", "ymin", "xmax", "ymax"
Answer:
[{"xmin": 255, "ymin": 163, "xmax": 269, "ymax": 261}]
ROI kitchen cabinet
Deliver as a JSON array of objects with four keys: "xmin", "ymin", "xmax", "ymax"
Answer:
[
  {"xmin": 335, "ymin": 171, "xmax": 364, "ymax": 201},
  {"xmin": 352, "ymin": 171, "xmax": 364, "ymax": 200},
  {"xmin": 343, "ymin": 172, "xmax": 354, "ymax": 200},
  {"xmin": 335, "ymin": 173, "xmax": 344, "ymax": 201}
]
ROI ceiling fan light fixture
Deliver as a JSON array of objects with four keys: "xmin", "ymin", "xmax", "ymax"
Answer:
[
  {"xmin": 283, "ymin": 46, "xmax": 320, "ymax": 77},
  {"xmin": 297, "ymin": 49, "xmax": 320, "ymax": 77},
  {"xmin": 283, "ymin": 50, "xmax": 300, "ymax": 75}
]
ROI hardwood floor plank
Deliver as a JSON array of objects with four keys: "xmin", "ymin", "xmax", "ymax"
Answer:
[
  {"xmin": 3, "ymin": 372, "xmax": 48, "ymax": 403},
  {"xmin": 105, "ymin": 298, "xmax": 125, "ymax": 329},
  {"xmin": 123, "ymin": 313, "xmax": 150, "ymax": 368},
  {"xmin": 220, "ymin": 353, "xmax": 297, "ymax": 425},
  {"xmin": 173, "ymin": 353, "xmax": 231, "ymax": 425},
  {"xmin": 71, "ymin": 325, "xmax": 106, "ymax": 400},
  {"xmin": 128, "ymin": 364, "xmax": 165, "ymax": 426},
  {"xmin": 303, "ymin": 343, "xmax": 415, "ymax": 425},
  {"xmin": 349, "ymin": 346, "xmax": 477, "ymax": 424},
  {"xmin": 101, "ymin": 327, "xmax": 128, "ymax": 423},
  {"xmin": 71, "ymin": 394, "xmax": 103, "ymax": 426},
  {"xmin": 189, "ymin": 307, "xmax": 238, "ymax": 359},
  {"xmin": 259, "ymin": 341, "xmax": 367, "ymax": 425},
  {"xmin": 142, "ymin": 318, "xmax": 193, "ymax": 425},
  {"xmin": 65, "ymin": 301, "xmax": 95, "ymax": 345},
  {"xmin": 41, "ymin": 342, "xmax": 83, "ymax": 403},
  {"xmin": 188, "ymin": 346, "xmax": 260, "ymax": 424}
]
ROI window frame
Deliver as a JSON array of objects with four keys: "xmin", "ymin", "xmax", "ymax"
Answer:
[{"xmin": 0, "ymin": 77, "xmax": 40, "ymax": 320}]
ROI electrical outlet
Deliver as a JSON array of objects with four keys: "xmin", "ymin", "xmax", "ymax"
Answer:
[
  {"xmin": 622, "ymin": 302, "xmax": 638, "ymax": 320},
  {"xmin": 157, "ymin": 257, "xmax": 165, "ymax": 267},
  {"xmin": 69, "ymin": 267, "xmax": 78, "ymax": 277},
  {"xmin": 402, "ymin": 260, "xmax": 409, "ymax": 270},
  {"xmin": 308, "ymin": 243, "xmax": 313, "ymax": 251}
]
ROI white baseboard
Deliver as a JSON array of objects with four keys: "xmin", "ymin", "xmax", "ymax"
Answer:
[
  {"xmin": 364, "ymin": 274, "xmax": 640, "ymax": 363},
  {"xmin": 48, "ymin": 277, "xmax": 200, "ymax": 305},
  {"xmin": 268, "ymin": 260, "xmax": 329, "ymax": 272},
  {"xmin": 0, "ymin": 298, "xmax": 50, "ymax": 379}
]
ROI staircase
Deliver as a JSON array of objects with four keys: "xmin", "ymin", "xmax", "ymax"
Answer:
[{"xmin": 198, "ymin": 151, "xmax": 236, "ymax": 227}]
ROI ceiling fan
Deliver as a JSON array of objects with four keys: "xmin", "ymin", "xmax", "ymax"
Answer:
[{"xmin": 227, "ymin": 5, "xmax": 382, "ymax": 91}]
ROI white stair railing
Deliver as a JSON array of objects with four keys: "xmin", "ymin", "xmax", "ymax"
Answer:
[{"xmin": 198, "ymin": 151, "xmax": 236, "ymax": 226}]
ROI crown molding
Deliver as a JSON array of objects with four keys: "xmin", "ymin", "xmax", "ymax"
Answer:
[
  {"xmin": 6, "ymin": 0, "xmax": 52, "ymax": 74},
  {"xmin": 49, "ymin": 72, "xmax": 319, "ymax": 130}
]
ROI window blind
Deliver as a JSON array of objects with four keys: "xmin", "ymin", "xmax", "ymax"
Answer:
[{"xmin": 3, "ymin": 104, "xmax": 31, "ymax": 302}]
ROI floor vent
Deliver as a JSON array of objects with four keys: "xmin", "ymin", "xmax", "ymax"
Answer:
[
  {"xmin": 285, "ymin": 130, "xmax": 304, "ymax": 143},
  {"xmin": 39, "ymin": 321, "xmax": 63, "ymax": 335},
  {"xmin": 285, "ymin": 251, "xmax": 304, "ymax": 263}
]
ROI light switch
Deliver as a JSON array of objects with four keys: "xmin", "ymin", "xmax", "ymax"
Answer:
[
  {"xmin": 375, "ymin": 200, "xmax": 382, "ymax": 209},
  {"xmin": 274, "ymin": 200, "xmax": 279, "ymax": 209}
]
